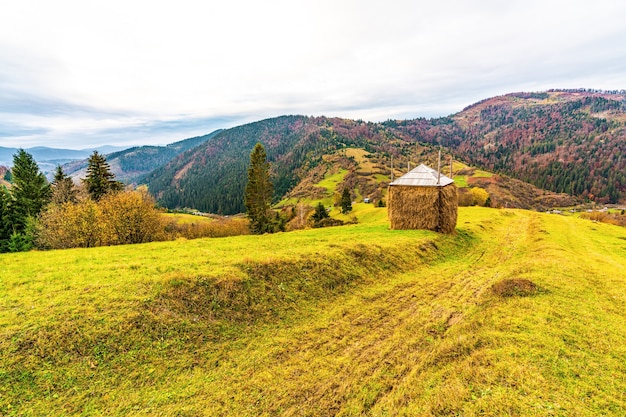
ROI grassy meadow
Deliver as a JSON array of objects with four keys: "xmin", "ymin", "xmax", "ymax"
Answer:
[{"xmin": 1, "ymin": 206, "xmax": 626, "ymax": 415}]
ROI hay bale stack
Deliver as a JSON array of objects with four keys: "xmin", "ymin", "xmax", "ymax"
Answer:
[
  {"xmin": 388, "ymin": 164, "xmax": 458, "ymax": 233},
  {"xmin": 437, "ymin": 183, "xmax": 458, "ymax": 234}
]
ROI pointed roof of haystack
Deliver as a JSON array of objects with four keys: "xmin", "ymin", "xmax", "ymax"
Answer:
[{"xmin": 389, "ymin": 164, "xmax": 454, "ymax": 187}]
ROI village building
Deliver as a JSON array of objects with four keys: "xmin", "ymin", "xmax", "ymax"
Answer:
[{"xmin": 387, "ymin": 164, "xmax": 458, "ymax": 233}]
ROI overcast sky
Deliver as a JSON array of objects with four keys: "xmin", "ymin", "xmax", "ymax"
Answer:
[{"xmin": 2, "ymin": 0, "xmax": 626, "ymax": 150}]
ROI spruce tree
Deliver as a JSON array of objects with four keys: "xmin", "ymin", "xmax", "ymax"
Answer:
[
  {"xmin": 340, "ymin": 188, "xmax": 352, "ymax": 214},
  {"xmin": 0, "ymin": 149, "xmax": 50, "ymax": 252},
  {"xmin": 311, "ymin": 202, "xmax": 329, "ymax": 223},
  {"xmin": 244, "ymin": 143, "xmax": 274, "ymax": 234},
  {"xmin": 82, "ymin": 151, "xmax": 123, "ymax": 201},
  {"xmin": 51, "ymin": 165, "xmax": 78, "ymax": 205},
  {"xmin": 10, "ymin": 149, "xmax": 50, "ymax": 231}
]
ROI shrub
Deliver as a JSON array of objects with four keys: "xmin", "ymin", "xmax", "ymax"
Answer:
[
  {"xmin": 470, "ymin": 187, "xmax": 489, "ymax": 206},
  {"xmin": 36, "ymin": 190, "xmax": 167, "ymax": 249},
  {"xmin": 100, "ymin": 190, "xmax": 167, "ymax": 244},
  {"xmin": 36, "ymin": 199, "xmax": 105, "ymax": 249},
  {"xmin": 312, "ymin": 217, "xmax": 345, "ymax": 228}
]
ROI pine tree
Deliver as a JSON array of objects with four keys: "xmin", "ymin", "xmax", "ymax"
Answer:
[
  {"xmin": 82, "ymin": 151, "xmax": 123, "ymax": 201},
  {"xmin": 244, "ymin": 143, "xmax": 274, "ymax": 234},
  {"xmin": 311, "ymin": 202, "xmax": 329, "ymax": 223},
  {"xmin": 340, "ymin": 188, "xmax": 352, "ymax": 214},
  {"xmin": 10, "ymin": 149, "xmax": 50, "ymax": 231},
  {"xmin": 51, "ymin": 165, "xmax": 78, "ymax": 205},
  {"xmin": 0, "ymin": 149, "xmax": 50, "ymax": 252}
]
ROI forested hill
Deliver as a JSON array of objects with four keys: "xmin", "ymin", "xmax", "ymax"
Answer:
[
  {"xmin": 388, "ymin": 90, "xmax": 626, "ymax": 203},
  {"xmin": 145, "ymin": 115, "xmax": 430, "ymax": 214},
  {"xmin": 144, "ymin": 90, "xmax": 626, "ymax": 214},
  {"xmin": 63, "ymin": 130, "xmax": 222, "ymax": 183}
]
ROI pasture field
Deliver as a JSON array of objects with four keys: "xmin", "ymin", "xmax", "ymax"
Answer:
[{"xmin": 1, "ymin": 207, "xmax": 626, "ymax": 416}]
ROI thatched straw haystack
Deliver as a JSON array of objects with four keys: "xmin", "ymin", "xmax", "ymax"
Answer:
[{"xmin": 388, "ymin": 164, "xmax": 457, "ymax": 233}]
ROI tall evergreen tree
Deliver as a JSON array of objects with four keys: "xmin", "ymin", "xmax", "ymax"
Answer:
[
  {"xmin": 244, "ymin": 143, "xmax": 274, "ymax": 234},
  {"xmin": 340, "ymin": 188, "xmax": 352, "ymax": 214},
  {"xmin": 10, "ymin": 149, "xmax": 50, "ymax": 230},
  {"xmin": 311, "ymin": 202, "xmax": 329, "ymax": 223},
  {"xmin": 51, "ymin": 165, "xmax": 78, "ymax": 205},
  {"xmin": 82, "ymin": 151, "xmax": 123, "ymax": 201},
  {"xmin": 0, "ymin": 149, "xmax": 50, "ymax": 252}
]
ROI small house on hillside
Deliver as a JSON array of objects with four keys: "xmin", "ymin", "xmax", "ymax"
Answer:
[{"xmin": 388, "ymin": 164, "xmax": 458, "ymax": 233}]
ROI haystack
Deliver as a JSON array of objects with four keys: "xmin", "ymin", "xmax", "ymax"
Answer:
[{"xmin": 388, "ymin": 164, "xmax": 457, "ymax": 233}]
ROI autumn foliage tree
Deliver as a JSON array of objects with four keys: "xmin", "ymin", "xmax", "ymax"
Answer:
[
  {"xmin": 36, "ymin": 198, "xmax": 104, "ymax": 249},
  {"xmin": 99, "ymin": 189, "xmax": 166, "ymax": 245},
  {"xmin": 36, "ymin": 189, "xmax": 166, "ymax": 249}
]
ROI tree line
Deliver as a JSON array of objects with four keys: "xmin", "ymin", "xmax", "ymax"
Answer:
[{"xmin": 0, "ymin": 150, "xmax": 167, "ymax": 252}]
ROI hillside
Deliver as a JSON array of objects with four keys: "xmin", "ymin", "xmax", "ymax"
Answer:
[
  {"xmin": 143, "ymin": 90, "xmax": 625, "ymax": 214},
  {"xmin": 145, "ymin": 115, "xmax": 419, "ymax": 214},
  {"xmin": 279, "ymin": 147, "xmax": 577, "ymax": 211},
  {"xmin": 145, "ymin": 115, "xmax": 576, "ymax": 214},
  {"xmin": 389, "ymin": 90, "xmax": 626, "ymax": 204},
  {"xmin": 63, "ymin": 130, "xmax": 222, "ymax": 184},
  {"xmin": 1, "ymin": 207, "xmax": 625, "ymax": 415}
]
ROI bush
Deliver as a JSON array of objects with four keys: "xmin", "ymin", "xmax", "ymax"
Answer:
[
  {"xmin": 8, "ymin": 232, "xmax": 33, "ymax": 252},
  {"xmin": 580, "ymin": 211, "xmax": 626, "ymax": 227},
  {"xmin": 100, "ymin": 190, "xmax": 167, "ymax": 244},
  {"xmin": 36, "ymin": 199, "xmax": 105, "ymax": 249},
  {"xmin": 470, "ymin": 187, "xmax": 489, "ymax": 206},
  {"xmin": 312, "ymin": 217, "xmax": 345, "ymax": 228},
  {"xmin": 36, "ymin": 190, "xmax": 167, "ymax": 249}
]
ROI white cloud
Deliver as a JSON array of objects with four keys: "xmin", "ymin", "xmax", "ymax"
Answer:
[{"xmin": 1, "ymin": 0, "xmax": 626, "ymax": 148}]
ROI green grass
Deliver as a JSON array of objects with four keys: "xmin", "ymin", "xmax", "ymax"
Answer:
[
  {"xmin": 473, "ymin": 169, "xmax": 494, "ymax": 178},
  {"xmin": 2, "ymin": 208, "xmax": 626, "ymax": 415},
  {"xmin": 278, "ymin": 168, "xmax": 349, "ymax": 207},
  {"xmin": 162, "ymin": 212, "xmax": 214, "ymax": 224},
  {"xmin": 454, "ymin": 175, "xmax": 469, "ymax": 188},
  {"xmin": 316, "ymin": 169, "xmax": 348, "ymax": 194}
]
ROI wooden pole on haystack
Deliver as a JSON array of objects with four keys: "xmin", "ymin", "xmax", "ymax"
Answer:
[
  {"xmin": 450, "ymin": 156, "xmax": 453, "ymax": 178},
  {"xmin": 391, "ymin": 154, "xmax": 394, "ymax": 182},
  {"xmin": 437, "ymin": 148, "xmax": 441, "ymax": 185}
]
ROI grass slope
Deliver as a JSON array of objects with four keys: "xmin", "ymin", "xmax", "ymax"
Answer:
[{"xmin": 1, "ymin": 208, "xmax": 626, "ymax": 415}]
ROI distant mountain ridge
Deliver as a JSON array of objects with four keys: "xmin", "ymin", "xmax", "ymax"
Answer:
[
  {"xmin": 144, "ymin": 90, "xmax": 625, "ymax": 214},
  {"xmin": 62, "ymin": 130, "xmax": 222, "ymax": 183},
  {"xmin": 0, "ymin": 145, "xmax": 130, "ymax": 179},
  {"xmin": 387, "ymin": 90, "xmax": 626, "ymax": 203},
  {"xmin": 0, "ymin": 145, "xmax": 126, "ymax": 166}
]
